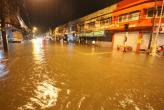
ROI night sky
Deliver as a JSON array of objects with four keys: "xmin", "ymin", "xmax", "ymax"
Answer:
[{"xmin": 21, "ymin": 0, "xmax": 120, "ymax": 32}]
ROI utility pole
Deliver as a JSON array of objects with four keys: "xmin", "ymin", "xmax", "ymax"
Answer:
[
  {"xmin": 1, "ymin": 0, "xmax": 8, "ymax": 52},
  {"xmin": 148, "ymin": 0, "xmax": 158, "ymax": 51},
  {"xmin": 150, "ymin": 0, "xmax": 164, "ymax": 56}
]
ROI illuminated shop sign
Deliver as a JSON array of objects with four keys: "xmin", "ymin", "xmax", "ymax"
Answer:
[{"xmin": 78, "ymin": 30, "xmax": 106, "ymax": 37}]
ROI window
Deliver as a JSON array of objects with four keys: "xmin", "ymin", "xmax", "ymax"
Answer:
[
  {"xmin": 122, "ymin": 15, "xmax": 128, "ymax": 21},
  {"xmin": 147, "ymin": 7, "xmax": 164, "ymax": 18},
  {"xmin": 79, "ymin": 24, "xmax": 84, "ymax": 31},
  {"xmin": 117, "ymin": 11, "xmax": 139, "ymax": 23},
  {"xmin": 108, "ymin": 17, "xmax": 112, "ymax": 24},
  {"xmin": 100, "ymin": 17, "xmax": 112, "ymax": 26},
  {"xmin": 88, "ymin": 22, "xmax": 95, "ymax": 28},
  {"xmin": 100, "ymin": 19, "xmax": 106, "ymax": 26},
  {"xmin": 128, "ymin": 11, "xmax": 139, "ymax": 21},
  {"xmin": 118, "ymin": 14, "xmax": 128, "ymax": 22},
  {"xmin": 157, "ymin": 7, "xmax": 164, "ymax": 17},
  {"xmin": 147, "ymin": 8, "xmax": 154, "ymax": 17},
  {"xmin": 71, "ymin": 26, "xmax": 76, "ymax": 31},
  {"xmin": 118, "ymin": 16, "xmax": 122, "ymax": 22}
]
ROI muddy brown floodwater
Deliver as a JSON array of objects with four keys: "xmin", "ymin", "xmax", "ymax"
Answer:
[{"xmin": 0, "ymin": 38, "xmax": 164, "ymax": 110}]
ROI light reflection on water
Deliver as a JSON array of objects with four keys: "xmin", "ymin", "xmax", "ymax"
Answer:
[
  {"xmin": 17, "ymin": 39, "xmax": 61, "ymax": 110},
  {"xmin": 0, "ymin": 64, "xmax": 8, "ymax": 78},
  {"xmin": 32, "ymin": 38, "xmax": 45, "ymax": 64},
  {"xmin": 18, "ymin": 77, "xmax": 60, "ymax": 110},
  {"xmin": 0, "ymin": 50, "xmax": 8, "ymax": 79}
]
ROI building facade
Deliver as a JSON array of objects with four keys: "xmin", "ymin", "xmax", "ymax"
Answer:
[{"xmin": 53, "ymin": 0, "xmax": 164, "ymax": 51}]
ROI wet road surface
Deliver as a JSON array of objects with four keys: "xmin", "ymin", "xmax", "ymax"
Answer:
[{"xmin": 0, "ymin": 39, "xmax": 164, "ymax": 110}]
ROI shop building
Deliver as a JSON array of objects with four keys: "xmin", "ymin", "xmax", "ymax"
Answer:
[{"xmin": 53, "ymin": 0, "xmax": 164, "ymax": 51}]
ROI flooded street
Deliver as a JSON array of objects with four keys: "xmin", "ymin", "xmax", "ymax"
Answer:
[{"xmin": 0, "ymin": 39, "xmax": 164, "ymax": 110}]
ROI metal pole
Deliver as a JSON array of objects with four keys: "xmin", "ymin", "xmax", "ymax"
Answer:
[
  {"xmin": 151, "ymin": 0, "xmax": 164, "ymax": 56},
  {"xmin": 148, "ymin": 0, "xmax": 157, "ymax": 51},
  {"xmin": 1, "ymin": 0, "xmax": 8, "ymax": 52}
]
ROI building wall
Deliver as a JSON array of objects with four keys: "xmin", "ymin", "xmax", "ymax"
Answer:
[
  {"xmin": 140, "ymin": 32, "xmax": 151, "ymax": 50},
  {"xmin": 113, "ymin": 32, "xmax": 138, "ymax": 51},
  {"xmin": 157, "ymin": 34, "xmax": 164, "ymax": 46},
  {"xmin": 53, "ymin": 0, "xmax": 164, "ymax": 50}
]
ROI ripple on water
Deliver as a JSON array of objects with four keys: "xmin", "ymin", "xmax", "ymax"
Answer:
[
  {"xmin": 77, "ymin": 96, "xmax": 86, "ymax": 110},
  {"xmin": 18, "ymin": 78, "xmax": 60, "ymax": 110},
  {"xmin": 119, "ymin": 97, "xmax": 140, "ymax": 110}
]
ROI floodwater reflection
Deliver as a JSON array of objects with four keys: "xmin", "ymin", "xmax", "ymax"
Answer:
[
  {"xmin": 0, "ymin": 64, "xmax": 8, "ymax": 78},
  {"xmin": 18, "ymin": 77, "xmax": 60, "ymax": 110},
  {"xmin": 32, "ymin": 38, "xmax": 45, "ymax": 64},
  {"xmin": 0, "ymin": 50, "xmax": 8, "ymax": 79}
]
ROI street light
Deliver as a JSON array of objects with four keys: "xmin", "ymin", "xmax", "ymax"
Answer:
[
  {"xmin": 32, "ymin": 27, "xmax": 38, "ymax": 33},
  {"xmin": 32, "ymin": 27, "xmax": 38, "ymax": 39}
]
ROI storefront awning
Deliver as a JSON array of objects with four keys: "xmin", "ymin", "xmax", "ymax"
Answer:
[
  {"xmin": 78, "ymin": 30, "xmax": 106, "ymax": 37},
  {"xmin": 93, "ymin": 30, "xmax": 105, "ymax": 37}
]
